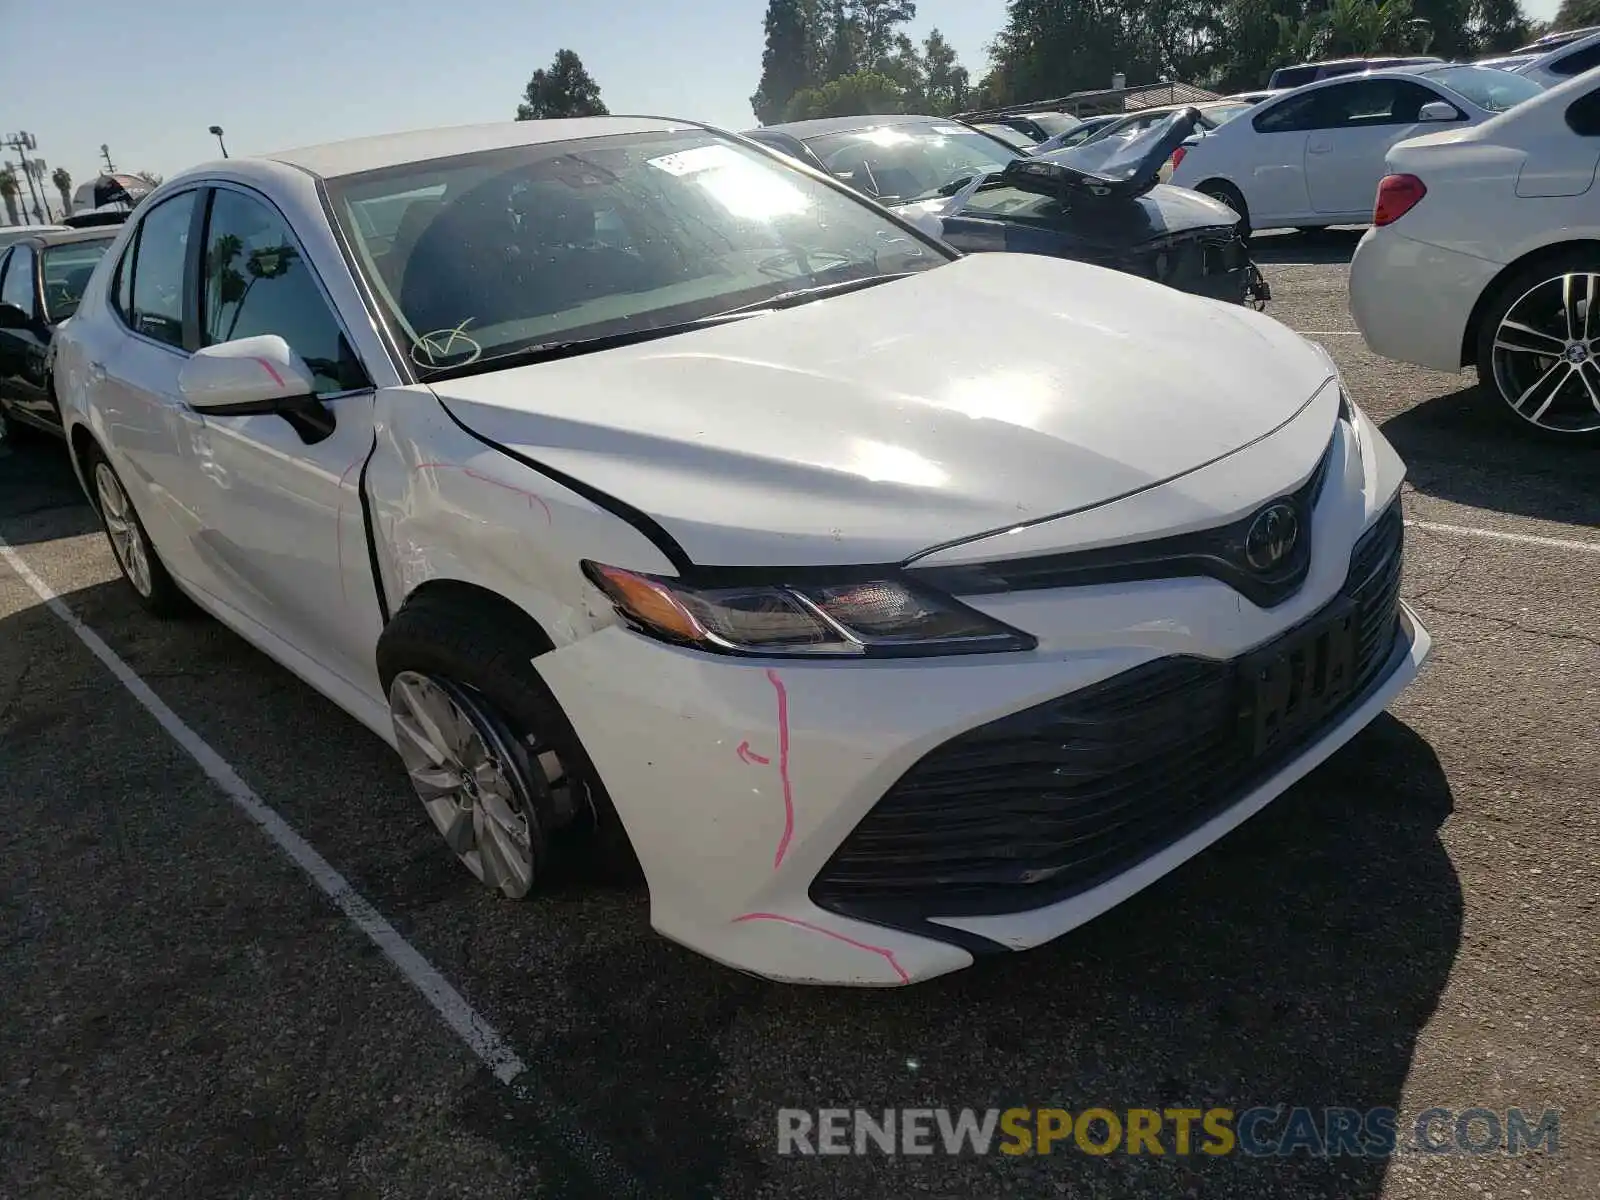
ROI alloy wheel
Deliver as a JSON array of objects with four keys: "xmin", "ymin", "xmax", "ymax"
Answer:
[
  {"xmin": 94, "ymin": 462, "xmax": 153, "ymax": 597},
  {"xmin": 1490, "ymin": 271, "xmax": 1600, "ymax": 435},
  {"xmin": 389, "ymin": 670, "xmax": 560, "ymax": 898}
]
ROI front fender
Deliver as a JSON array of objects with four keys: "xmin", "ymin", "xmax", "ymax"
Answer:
[{"xmin": 366, "ymin": 387, "xmax": 676, "ymax": 651}]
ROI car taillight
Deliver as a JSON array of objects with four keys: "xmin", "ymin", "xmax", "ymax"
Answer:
[
  {"xmin": 1170, "ymin": 146, "xmax": 1187, "ymax": 170},
  {"xmin": 1373, "ymin": 174, "xmax": 1426, "ymax": 226}
]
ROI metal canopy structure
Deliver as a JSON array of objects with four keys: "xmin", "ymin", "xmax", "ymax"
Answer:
[{"xmin": 956, "ymin": 79, "xmax": 1221, "ymax": 124}]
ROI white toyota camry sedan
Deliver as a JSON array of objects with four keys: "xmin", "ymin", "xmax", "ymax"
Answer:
[{"xmin": 54, "ymin": 117, "xmax": 1431, "ymax": 986}]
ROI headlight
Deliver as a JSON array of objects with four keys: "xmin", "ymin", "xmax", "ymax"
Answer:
[{"xmin": 583, "ymin": 563, "xmax": 1037, "ymax": 657}]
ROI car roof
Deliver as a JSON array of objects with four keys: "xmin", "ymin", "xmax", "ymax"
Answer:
[
  {"xmin": 7, "ymin": 226, "xmax": 119, "ymax": 249},
  {"xmin": 261, "ymin": 116, "xmax": 696, "ymax": 179},
  {"xmin": 760, "ymin": 114, "xmax": 964, "ymax": 140}
]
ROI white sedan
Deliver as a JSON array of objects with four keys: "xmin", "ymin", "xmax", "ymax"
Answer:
[
  {"xmin": 1350, "ymin": 68, "xmax": 1600, "ymax": 439},
  {"xmin": 55, "ymin": 117, "xmax": 1430, "ymax": 986},
  {"xmin": 1170, "ymin": 64, "xmax": 1545, "ymax": 235}
]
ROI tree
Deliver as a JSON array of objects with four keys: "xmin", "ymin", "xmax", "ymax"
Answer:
[
  {"xmin": 921, "ymin": 28, "xmax": 971, "ymax": 114},
  {"xmin": 136, "ymin": 171, "xmax": 164, "ymax": 187},
  {"xmin": 752, "ymin": 0, "xmax": 820, "ymax": 125},
  {"xmin": 784, "ymin": 70, "xmax": 908, "ymax": 120},
  {"xmin": 1554, "ymin": 0, "xmax": 1600, "ymax": 28},
  {"xmin": 51, "ymin": 166, "xmax": 72, "ymax": 215},
  {"xmin": 515, "ymin": 49, "xmax": 609, "ymax": 120},
  {"xmin": 857, "ymin": 0, "xmax": 917, "ymax": 63},
  {"xmin": 0, "ymin": 170, "xmax": 18, "ymax": 226}
]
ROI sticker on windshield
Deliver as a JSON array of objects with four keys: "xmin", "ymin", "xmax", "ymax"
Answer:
[{"xmin": 647, "ymin": 144, "xmax": 745, "ymax": 177}]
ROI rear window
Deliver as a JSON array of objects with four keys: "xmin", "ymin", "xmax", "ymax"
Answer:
[{"xmin": 1269, "ymin": 65, "xmax": 1320, "ymax": 89}]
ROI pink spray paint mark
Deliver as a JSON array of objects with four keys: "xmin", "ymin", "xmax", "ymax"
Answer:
[
  {"xmin": 765, "ymin": 668, "xmax": 795, "ymax": 870},
  {"xmin": 413, "ymin": 461, "xmax": 553, "ymax": 525},
  {"xmin": 733, "ymin": 912, "xmax": 910, "ymax": 985},
  {"xmin": 252, "ymin": 357, "xmax": 287, "ymax": 388},
  {"xmin": 735, "ymin": 740, "xmax": 770, "ymax": 766}
]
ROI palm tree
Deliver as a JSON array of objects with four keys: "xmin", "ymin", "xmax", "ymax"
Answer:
[{"xmin": 51, "ymin": 167, "xmax": 72, "ymax": 216}]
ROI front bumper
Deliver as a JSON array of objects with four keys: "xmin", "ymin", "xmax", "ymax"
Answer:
[
  {"xmin": 537, "ymin": 427, "xmax": 1431, "ymax": 985},
  {"xmin": 1349, "ymin": 226, "xmax": 1502, "ymax": 371}
]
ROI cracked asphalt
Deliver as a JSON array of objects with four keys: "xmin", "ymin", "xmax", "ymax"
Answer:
[{"xmin": 2, "ymin": 233, "xmax": 1596, "ymax": 1199}]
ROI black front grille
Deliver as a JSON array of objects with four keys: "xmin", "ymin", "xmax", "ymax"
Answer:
[{"xmin": 811, "ymin": 500, "xmax": 1407, "ymax": 928}]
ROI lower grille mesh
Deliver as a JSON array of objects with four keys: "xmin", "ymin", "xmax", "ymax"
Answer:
[{"xmin": 811, "ymin": 501, "xmax": 1406, "ymax": 923}]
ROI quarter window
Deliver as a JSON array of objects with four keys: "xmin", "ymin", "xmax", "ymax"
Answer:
[
  {"xmin": 1, "ymin": 245, "xmax": 35, "ymax": 315},
  {"xmin": 200, "ymin": 188, "xmax": 368, "ymax": 395},
  {"xmin": 1566, "ymin": 86, "xmax": 1600, "ymax": 136},
  {"xmin": 1253, "ymin": 91, "xmax": 1325, "ymax": 133},
  {"xmin": 128, "ymin": 191, "xmax": 198, "ymax": 347}
]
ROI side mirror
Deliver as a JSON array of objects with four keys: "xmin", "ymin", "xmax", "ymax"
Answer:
[
  {"xmin": 177, "ymin": 333, "xmax": 335, "ymax": 443},
  {"xmin": 0, "ymin": 301, "xmax": 31, "ymax": 330},
  {"xmin": 1418, "ymin": 101, "xmax": 1460, "ymax": 123}
]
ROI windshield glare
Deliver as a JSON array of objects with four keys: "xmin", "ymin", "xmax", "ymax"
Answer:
[
  {"xmin": 41, "ymin": 240, "xmax": 112, "ymax": 321},
  {"xmin": 1427, "ymin": 65, "xmax": 1546, "ymax": 111},
  {"xmin": 803, "ymin": 124, "xmax": 1018, "ymax": 203},
  {"xmin": 326, "ymin": 130, "xmax": 947, "ymax": 374}
]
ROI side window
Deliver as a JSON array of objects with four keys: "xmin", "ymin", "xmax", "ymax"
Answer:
[
  {"xmin": 128, "ymin": 191, "xmax": 198, "ymax": 348},
  {"xmin": 1, "ymin": 245, "xmax": 35, "ymax": 315},
  {"xmin": 0, "ymin": 248, "xmax": 12, "ymax": 304},
  {"xmin": 200, "ymin": 188, "xmax": 368, "ymax": 395},
  {"xmin": 1254, "ymin": 90, "xmax": 1327, "ymax": 133},
  {"xmin": 1551, "ymin": 43, "xmax": 1600, "ymax": 78},
  {"xmin": 1315, "ymin": 80, "xmax": 1444, "ymax": 129},
  {"xmin": 1566, "ymin": 86, "xmax": 1600, "ymax": 136}
]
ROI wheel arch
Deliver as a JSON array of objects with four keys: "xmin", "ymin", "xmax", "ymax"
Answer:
[
  {"xmin": 67, "ymin": 422, "xmax": 102, "ymax": 509},
  {"xmin": 1460, "ymin": 238, "xmax": 1600, "ymax": 367},
  {"xmin": 385, "ymin": 577, "xmax": 558, "ymax": 661}
]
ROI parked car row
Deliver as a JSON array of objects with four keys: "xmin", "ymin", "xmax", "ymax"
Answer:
[{"xmin": 8, "ymin": 110, "xmax": 1434, "ymax": 986}]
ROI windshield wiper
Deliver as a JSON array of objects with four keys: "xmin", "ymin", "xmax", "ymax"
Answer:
[
  {"xmin": 419, "ymin": 274, "xmax": 913, "ymax": 382},
  {"xmin": 709, "ymin": 271, "xmax": 914, "ymax": 318},
  {"xmin": 418, "ymin": 311, "xmax": 763, "ymax": 380}
]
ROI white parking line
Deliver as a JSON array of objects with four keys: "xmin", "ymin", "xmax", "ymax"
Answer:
[
  {"xmin": 0, "ymin": 532, "xmax": 647, "ymax": 1196},
  {"xmin": 1405, "ymin": 519, "xmax": 1600, "ymax": 556},
  {"xmin": 0, "ymin": 539, "xmax": 528, "ymax": 1067}
]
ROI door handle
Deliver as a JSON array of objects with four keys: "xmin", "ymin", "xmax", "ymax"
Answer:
[{"xmin": 1308, "ymin": 142, "xmax": 1333, "ymax": 154}]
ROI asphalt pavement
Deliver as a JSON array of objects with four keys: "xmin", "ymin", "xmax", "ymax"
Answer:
[{"xmin": 2, "ymin": 233, "xmax": 1596, "ymax": 1199}]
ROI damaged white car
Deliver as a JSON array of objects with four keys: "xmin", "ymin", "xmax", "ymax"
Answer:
[{"xmin": 54, "ymin": 117, "xmax": 1431, "ymax": 985}]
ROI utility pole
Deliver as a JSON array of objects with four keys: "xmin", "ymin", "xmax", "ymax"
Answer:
[
  {"xmin": 3, "ymin": 132, "xmax": 45, "ymax": 223},
  {"xmin": 100, "ymin": 143, "xmax": 116, "ymax": 173}
]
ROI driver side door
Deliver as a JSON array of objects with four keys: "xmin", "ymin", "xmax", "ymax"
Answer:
[{"xmin": 182, "ymin": 183, "xmax": 385, "ymax": 698}]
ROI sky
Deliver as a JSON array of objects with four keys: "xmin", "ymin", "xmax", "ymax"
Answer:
[{"xmin": 11, "ymin": 0, "xmax": 1564, "ymax": 205}]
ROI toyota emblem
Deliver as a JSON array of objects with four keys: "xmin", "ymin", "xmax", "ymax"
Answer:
[{"xmin": 1244, "ymin": 502, "xmax": 1300, "ymax": 571}]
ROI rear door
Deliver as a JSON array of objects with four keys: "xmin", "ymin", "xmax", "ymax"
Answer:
[
  {"xmin": 1236, "ymin": 90, "xmax": 1323, "ymax": 223},
  {"xmin": 91, "ymin": 186, "xmax": 215, "ymax": 585},
  {"xmin": 1305, "ymin": 79, "xmax": 1465, "ymax": 216}
]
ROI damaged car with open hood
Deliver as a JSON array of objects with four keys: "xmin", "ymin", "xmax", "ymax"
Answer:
[
  {"xmin": 749, "ymin": 110, "xmax": 1270, "ymax": 307},
  {"xmin": 56, "ymin": 116, "xmax": 1424, "ymax": 986}
]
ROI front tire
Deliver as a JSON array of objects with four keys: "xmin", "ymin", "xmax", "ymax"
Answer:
[
  {"xmin": 87, "ymin": 445, "xmax": 188, "ymax": 616},
  {"xmin": 1475, "ymin": 249, "xmax": 1600, "ymax": 441},
  {"xmin": 376, "ymin": 590, "xmax": 638, "ymax": 897}
]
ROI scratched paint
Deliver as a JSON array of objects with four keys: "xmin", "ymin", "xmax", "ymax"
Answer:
[
  {"xmin": 733, "ymin": 912, "xmax": 910, "ymax": 984},
  {"xmin": 735, "ymin": 740, "xmax": 770, "ymax": 766},
  {"xmin": 413, "ymin": 461, "xmax": 554, "ymax": 525},
  {"xmin": 333, "ymin": 451, "xmax": 367, "ymax": 604}
]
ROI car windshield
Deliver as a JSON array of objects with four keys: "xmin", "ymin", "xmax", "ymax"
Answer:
[
  {"xmin": 1425, "ymin": 65, "xmax": 1546, "ymax": 112},
  {"xmin": 977, "ymin": 123, "xmax": 1039, "ymax": 150},
  {"xmin": 41, "ymin": 239, "xmax": 112, "ymax": 321},
  {"xmin": 1022, "ymin": 112, "xmax": 1080, "ymax": 137},
  {"xmin": 803, "ymin": 123, "xmax": 1019, "ymax": 203},
  {"xmin": 325, "ymin": 129, "xmax": 948, "ymax": 375}
]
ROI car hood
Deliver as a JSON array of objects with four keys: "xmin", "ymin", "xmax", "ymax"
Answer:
[{"xmin": 428, "ymin": 253, "xmax": 1332, "ymax": 568}]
